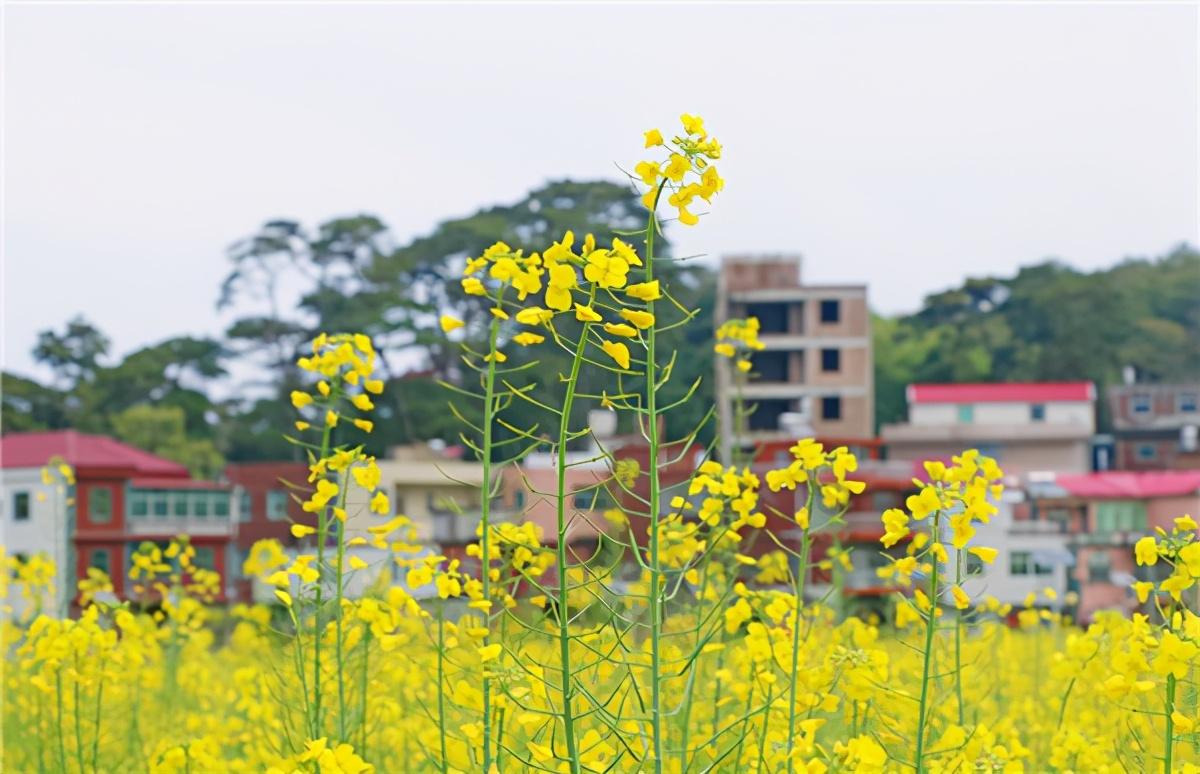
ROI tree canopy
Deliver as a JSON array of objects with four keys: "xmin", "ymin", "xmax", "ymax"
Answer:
[{"xmin": 4, "ymin": 177, "xmax": 1196, "ymax": 469}]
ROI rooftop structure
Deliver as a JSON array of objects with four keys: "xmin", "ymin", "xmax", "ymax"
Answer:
[{"xmin": 882, "ymin": 382, "xmax": 1097, "ymax": 474}]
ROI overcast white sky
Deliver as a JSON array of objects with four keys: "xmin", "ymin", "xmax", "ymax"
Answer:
[{"xmin": 4, "ymin": 3, "xmax": 1198, "ymax": 381}]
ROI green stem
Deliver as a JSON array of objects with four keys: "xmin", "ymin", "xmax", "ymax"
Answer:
[
  {"xmin": 1167, "ymin": 673, "xmax": 1177, "ymax": 773},
  {"xmin": 312, "ymin": 390, "xmax": 337, "ymax": 740},
  {"xmin": 92, "ymin": 670, "xmax": 105, "ymax": 772},
  {"xmin": 644, "ymin": 180, "xmax": 667, "ymax": 774},
  {"xmin": 437, "ymin": 603, "xmax": 449, "ymax": 774},
  {"xmin": 334, "ymin": 477, "xmax": 350, "ymax": 741},
  {"xmin": 678, "ymin": 563, "xmax": 713, "ymax": 773},
  {"xmin": 480, "ymin": 315, "xmax": 500, "ymax": 772},
  {"xmin": 36, "ymin": 692, "xmax": 46, "ymax": 774},
  {"xmin": 913, "ymin": 510, "xmax": 942, "ymax": 773},
  {"xmin": 755, "ymin": 681, "xmax": 772, "ymax": 774},
  {"xmin": 785, "ymin": 483, "xmax": 815, "ymax": 772},
  {"xmin": 56, "ymin": 670, "xmax": 67, "ymax": 774},
  {"xmin": 359, "ymin": 631, "xmax": 370, "ymax": 760},
  {"xmin": 731, "ymin": 368, "xmax": 745, "ymax": 467},
  {"xmin": 73, "ymin": 656, "xmax": 84, "ymax": 774},
  {"xmin": 553, "ymin": 316, "xmax": 591, "ymax": 774},
  {"xmin": 954, "ymin": 547, "xmax": 964, "ymax": 726}
]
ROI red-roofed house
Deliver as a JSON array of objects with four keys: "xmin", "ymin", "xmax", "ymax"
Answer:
[
  {"xmin": 881, "ymin": 382, "xmax": 1097, "ymax": 474},
  {"xmin": 1, "ymin": 430, "xmax": 241, "ymax": 610},
  {"xmin": 1020, "ymin": 470, "xmax": 1200, "ymax": 623}
]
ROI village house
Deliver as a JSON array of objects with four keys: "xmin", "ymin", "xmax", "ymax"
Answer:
[
  {"xmin": 1, "ymin": 430, "xmax": 242, "ymax": 609},
  {"xmin": 1024, "ymin": 470, "xmax": 1200, "ymax": 623},
  {"xmin": 714, "ymin": 255, "xmax": 873, "ymax": 460},
  {"xmin": 882, "ymin": 382, "xmax": 1097, "ymax": 474},
  {"xmin": 1108, "ymin": 382, "xmax": 1200, "ymax": 470}
]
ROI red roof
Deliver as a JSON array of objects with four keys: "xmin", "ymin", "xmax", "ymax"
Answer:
[
  {"xmin": 909, "ymin": 382, "xmax": 1095, "ymax": 404},
  {"xmin": 129, "ymin": 477, "xmax": 227, "ymax": 490},
  {"xmin": 1054, "ymin": 471, "xmax": 1200, "ymax": 499},
  {"xmin": 0, "ymin": 430, "xmax": 189, "ymax": 477}
]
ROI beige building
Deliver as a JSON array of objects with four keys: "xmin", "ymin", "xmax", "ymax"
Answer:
[
  {"xmin": 881, "ymin": 382, "xmax": 1097, "ymax": 474},
  {"xmin": 715, "ymin": 255, "xmax": 873, "ymax": 458},
  {"xmin": 344, "ymin": 443, "xmax": 506, "ymax": 549}
]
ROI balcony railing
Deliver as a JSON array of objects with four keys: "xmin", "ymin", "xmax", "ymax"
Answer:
[
  {"xmin": 1009, "ymin": 519, "xmax": 1068, "ymax": 535},
  {"xmin": 126, "ymin": 513, "xmax": 236, "ymax": 536}
]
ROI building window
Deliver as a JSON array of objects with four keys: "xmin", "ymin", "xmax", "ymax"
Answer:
[
  {"xmin": 173, "ymin": 492, "xmax": 189, "ymax": 517},
  {"xmin": 1095, "ymin": 500, "xmax": 1148, "ymax": 533},
  {"xmin": 514, "ymin": 490, "xmax": 526, "ymax": 510},
  {"xmin": 573, "ymin": 486, "xmax": 615, "ymax": 511},
  {"xmin": 129, "ymin": 489, "xmax": 148, "ymax": 518},
  {"xmin": 1088, "ymin": 551, "xmax": 1111, "ymax": 583},
  {"xmin": 1030, "ymin": 403, "xmax": 1046, "ymax": 422},
  {"xmin": 965, "ymin": 554, "xmax": 984, "ymax": 575},
  {"xmin": 213, "ymin": 493, "xmax": 230, "ymax": 518},
  {"xmin": 266, "ymin": 490, "xmax": 290, "ymax": 521},
  {"xmin": 89, "ymin": 548, "xmax": 111, "ymax": 575},
  {"xmin": 193, "ymin": 546, "xmax": 216, "ymax": 571},
  {"xmin": 821, "ymin": 396, "xmax": 842, "ymax": 421},
  {"xmin": 193, "ymin": 494, "xmax": 209, "ymax": 518},
  {"xmin": 13, "ymin": 492, "xmax": 30, "ymax": 521},
  {"xmin": 820, "ymin": 348, "xmax": 840, "ymax": 373},
  {"xmin": 819, "ymin": 299, "xmax": 840, "ymax": 324},
  {"xmin": 1180, "ymin": 393, "xmax": 1198, "ymax": 413},
  {"xmin": 1034, "ymin": 558, "xmax": 1054, "ymax": 576},
  {"xmin": 1136, "ymin": 444, "xmax": 1157, "ymax": 462},
  {"xmin": 91, "ymin": 487, "xmax": 113, "ymax": 523},
  {"xmin": 957, "ymin": 404, "xmax": 974, "ymax": 423},
  {"xmin": 1010, "ymin": 551, "xmax": 1030, "ymax": 576},
  {"xmin": 1131, "ymin": 393, "xmax": 1152, "ymax": 415},
  {"xmin": 151, "ymin": 491, "xmax": 170, "ymax": 518},
  {"xmin": 239, "ymin": 491, "xmax": 252, "ymax": 523}
]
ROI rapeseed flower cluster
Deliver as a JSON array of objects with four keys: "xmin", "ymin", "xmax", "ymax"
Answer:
[{"xmin": 714, "ymin": 316, "xmax": 766, "ymax": 374}]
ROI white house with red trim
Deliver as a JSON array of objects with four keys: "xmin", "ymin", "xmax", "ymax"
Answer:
[
  {"xmin": 881, "ymin": 382, "xmax": 1097, "ymax": 474},
  {"xmin": 1, "ymin": 431, "xmax": 242, "ymax": 613}
]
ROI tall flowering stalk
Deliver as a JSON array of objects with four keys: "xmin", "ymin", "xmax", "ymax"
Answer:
[
  {"xmin": 876, "ymin": 450, "xmax": 1003, "ymax": 772},
  {"xmin": 275, "ymin": 334, "xmax": 391, "ymax": 751},
  {"xmin": 632, "ymin": 113, "xmax": 724, "ymax": 770},
  {"xmin": 444, "ymin": 244, "xmax": 553, "ymax": 769},
  {"xmin": 761, "ymin": 440, "xmax": 862, "ymax": 771}
]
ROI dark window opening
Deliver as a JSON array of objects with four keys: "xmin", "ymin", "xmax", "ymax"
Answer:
[
  {"xmin": 748, "ymin": 399, "xmax": 791, "ymax": 431},
  {"xmin": 13, "ymin": 492, "xmax": 30, "ymax": 521},
  {"xmin": 751, "ymin": 351, "xmax": 789, "ymax": 382},
  {"xmin": 820, "ymin": 348, "xmax": 840, "ymax": 373},
  {"xmin": 1088, "ymin": 552, "xmax": 1111, "ymax": 583},
  {"xmin": 821, "ymin": 396, "xmax": 842, "ymax": 421},
  {"xmin": 90, "ymin": 487, "xmax": 113, "ymax": 523},
  {"xmin": 744, "ymin": 302, "xmax": 790, "ymax": 334},
  {"xmin": 89, "ymin": 549, "xmax": 111, "ymax": 575},
  {"xmin": 1030, "ymin": 403, "xmax": 1046, "ymax": 422},
  {"xmin": 819, "ymin": 299, "xmax": 840, "ymax": 324}
]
